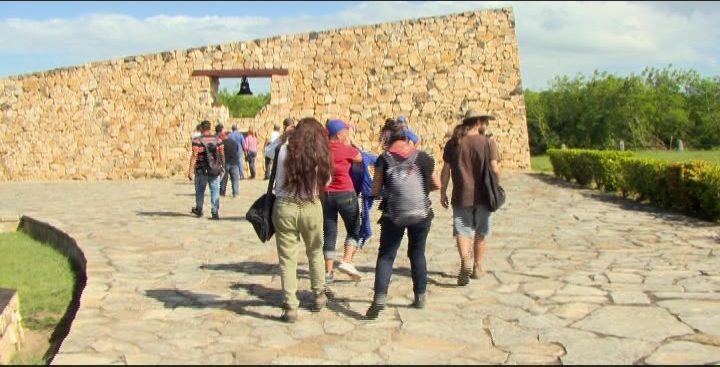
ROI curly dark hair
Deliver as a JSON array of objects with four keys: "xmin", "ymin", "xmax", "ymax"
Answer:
[
  {"xmin": 284, "ymin": 117, "xmax": 332, "ymax": 199},
  {"xmin": 380, "ymin": 118, "xmax": 407, "ymax": 146}
]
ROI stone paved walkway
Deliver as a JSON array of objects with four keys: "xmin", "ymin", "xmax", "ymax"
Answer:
[{"xmin": 2, "ymin": 173, "xmax": 720, "ymax": 364}]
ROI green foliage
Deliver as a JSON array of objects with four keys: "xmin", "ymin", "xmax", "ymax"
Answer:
[
  {"xmin": 548, "ymin": 149, "xmax": 720, "ymax": 221},
  {"xmin": 530, "ymin": 155, "xmax": 553, "ymax": 172},
  {"xmin": 216, "ymin": 89, "xmax": 271, "ymax": 118},
  {"xmin": 526, "ymin": 66, "xmax": 720, "ymax": 154},
  {"xmin": 0, "ymin": 232, "xmax": 75, "ymax": 330},
  {"xmin": 547, "ymin": 149, "xmax": 633, "ymax": 189}
]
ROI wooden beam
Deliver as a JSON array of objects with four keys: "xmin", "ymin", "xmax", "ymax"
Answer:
[{"xmin": 191, "ymin": 69, "xmax": 289, "ymax": 77}]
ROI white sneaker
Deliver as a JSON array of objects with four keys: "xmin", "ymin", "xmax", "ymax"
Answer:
[{"xmin": 337, "ymin": 261, "xmax": 362, "ymax": 280}]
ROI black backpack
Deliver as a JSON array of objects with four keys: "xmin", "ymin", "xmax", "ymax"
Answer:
[{"xmin": 200, "ymin": 139, "xmax": 222, "ymax": 177}]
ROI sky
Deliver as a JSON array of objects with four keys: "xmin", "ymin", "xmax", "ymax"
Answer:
[{"xmin": 1, "ymin": 1, "xmax": 719, "ymax": 94}]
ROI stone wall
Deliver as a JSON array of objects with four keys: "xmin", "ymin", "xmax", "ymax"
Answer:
[
  {"xmin": 0, "ymin": 289, "xmax": 23, "ymax": 365},
  {"xmin": 0, "ymin": 7, "xmax": 529, "ymax": 181}
]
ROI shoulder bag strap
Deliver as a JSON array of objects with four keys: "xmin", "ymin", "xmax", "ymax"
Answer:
[{"xmin": 266, "ymin": 144, "xmax": 282, "ymax": 196}]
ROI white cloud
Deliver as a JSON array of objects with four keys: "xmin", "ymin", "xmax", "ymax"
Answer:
[{"xmin": 1, "ymin": 1, "xmax": 719, "ymax": 89}]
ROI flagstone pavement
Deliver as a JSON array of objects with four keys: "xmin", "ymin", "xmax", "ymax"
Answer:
[{"xmin": 2, "ymin": 173, "xmax": 720, "ymax": 365}]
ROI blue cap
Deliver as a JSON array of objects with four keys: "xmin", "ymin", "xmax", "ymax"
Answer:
[
  {"xmin": 404, "ymin": 128, "xmax": 419, "ymax": 144},
  {"xmin": 326, "ymin": 119, "xmax": 349, "ymax": 137},
  {"xmin": 397, "ymin": 116, "xmax": 408, "ymax": 124}
]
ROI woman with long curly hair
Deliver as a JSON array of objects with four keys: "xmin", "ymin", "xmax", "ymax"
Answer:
[{"xmin": 272, "ymin": 117, "xmax": 332, "ymax": 323}]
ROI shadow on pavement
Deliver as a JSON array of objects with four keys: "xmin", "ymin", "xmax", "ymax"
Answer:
[
  {"xmin": 527, "ymin": 173, "xmax": 718, "ymax": 228},
  {"xmin": 201, "ymin": 261, "xmax": 372, "ymax": 320},
  {"xmin": 136, "ymin": 211, "xmax": 195, "ymax": 218},
  {"xmin": 356, "ymin": 265, "xmax": 458, "ymax": 288},
  {"xmin": 215, "ymin": 216, "xmax": 247, "ymax": 222},
  {"xmin": 145, "ymin": 287, "xmax": 282, "ymax": 322}
]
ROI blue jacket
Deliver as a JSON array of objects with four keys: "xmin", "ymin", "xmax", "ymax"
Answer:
[
  {"xmin": 228, "ymin": 131, "xmax": 245, "ymax": 157},
  {"xmin": 350, "ymin": 150, "xmax": 378, "ymax": 246}
]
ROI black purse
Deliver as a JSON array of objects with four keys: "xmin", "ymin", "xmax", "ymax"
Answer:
[
  {"xmin": 245, "ymin": 145, "xmax": 281, "ymax": 242},
  {"xmin": 483, "ymin": 138, "xmax": 505, "ymax": 212}
]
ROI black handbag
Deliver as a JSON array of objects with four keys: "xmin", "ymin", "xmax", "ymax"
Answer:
[
  {"xmin": 245, "ymin": 145, "xmax": 281, "ymax": 242},
  {"xmin": 483, "ymin": 137, "xmax": 505, "ymax": 212}
]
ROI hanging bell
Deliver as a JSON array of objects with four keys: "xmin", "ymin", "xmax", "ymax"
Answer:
[{"xmin": 237, "ymin": 76, "xmax": 252, "ymax": 95}]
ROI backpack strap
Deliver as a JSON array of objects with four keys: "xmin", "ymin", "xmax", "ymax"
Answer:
[
  {"xmin": 266, "ymin": 144, "xmax": 282, "ymax": 196},
  {"xmin": 406, "ymin": 150, "xmax": 419, "ymax": 165}
]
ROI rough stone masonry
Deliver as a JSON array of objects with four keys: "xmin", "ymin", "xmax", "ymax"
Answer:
[{"xmin": 0, "ymin": 7, "xmax": 529, "ymax": 181}]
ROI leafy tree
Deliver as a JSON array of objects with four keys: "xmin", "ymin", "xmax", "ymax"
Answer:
[
  {"xmin": 524, "ymin": 65, "xmax": 720, "ymax": 154},
  {"xmin": 216, "ymin": 89, "xmax": 271, "ymax": 118}
]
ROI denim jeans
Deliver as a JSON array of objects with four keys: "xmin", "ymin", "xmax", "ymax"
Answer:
[
  {"xmin": 238, "ymin": 150, "xmax": 245, "ymax": 179},
  {"xmin": 246, "ymin": 152, "xmax": 257, "ymax": 178},
  {"xmin": 265, "ymin": 157, "xmax": 273, "ymax": 179},
  {"xmin": 220, "ymin": 164, "xmax": 240, "ymax": 197},
  {"xmin": 322, "ymin": 191, "xmax": 361, "ymax": 259},
  {"xmin": 374, "ymin": 218, "xmax": 431, "ymax": 296},
  {"xmin": 194, "ymin": 173, "xmax": 220, "ymax": 215}
]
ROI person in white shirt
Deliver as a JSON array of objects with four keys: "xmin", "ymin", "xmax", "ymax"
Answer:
[
  {"xmin": 272, "ymin": 117, "xmax": 331, "ymax": 323},
  {"xmin": 264, "ymin": 124, "xmax": 282, "ymax": 180}
]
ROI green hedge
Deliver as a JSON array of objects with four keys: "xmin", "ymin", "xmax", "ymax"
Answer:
[{"xmin": 548, "ymin": 149, "xmax": 720, "ymax": 221}]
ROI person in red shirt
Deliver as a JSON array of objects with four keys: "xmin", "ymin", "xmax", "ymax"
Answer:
[{"xmin": 323, "ymin": 119, "xmax": 363, "ymax": 282}]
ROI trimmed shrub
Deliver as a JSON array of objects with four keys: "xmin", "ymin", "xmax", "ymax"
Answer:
[
  {"xmin": 548, "ymin": 149, "xmax": 720, "ymax": 221},
  {"xmin": 547, "ymin": 149, "xmax": 633, "ymax": 191}
]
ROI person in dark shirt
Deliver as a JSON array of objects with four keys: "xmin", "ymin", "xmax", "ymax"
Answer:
[
  {"xmin": 220, "ymin": 131, "xmax": 241, "ymax": 198},
  {"xmin": 365, "ymin": 119, "xmax": 440, "ymax": 319},
  {"xmin": 440, "ymin": 109, "xmax": 501, "ymax": 286}
]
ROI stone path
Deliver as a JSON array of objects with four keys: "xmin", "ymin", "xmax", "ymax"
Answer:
[{"xmin": 2, "ymin": 173, "xmax": 720, "ymax": 365}]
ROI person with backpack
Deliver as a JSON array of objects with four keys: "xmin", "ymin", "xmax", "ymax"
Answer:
[
  {"xmin": 440, "ymin": 109, "xmax": 501, "ymax": 286},
  {"xmin": 366, "ymin": 119, "xmax": 440, "ymax": 319},
  {"xmin": 272, "ymin": 117, "xmax": 332, "ymax": 323},
  {"xmin": 323, "ymin": 119, "xmax": 364, "ymax": 283},
  {"xmin": 188, "ymin": 120, "xmax": 225, "ymax": 220}
]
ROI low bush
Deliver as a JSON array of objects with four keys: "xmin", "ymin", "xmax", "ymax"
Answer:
[{"xmin": 548, "ymin": 149, "xmax": 720, "ymax": 221}]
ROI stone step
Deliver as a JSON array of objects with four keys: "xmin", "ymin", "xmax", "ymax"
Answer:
[{"xmin": 0, "ymin": 288, "xmax": 23, "ymax": 365}]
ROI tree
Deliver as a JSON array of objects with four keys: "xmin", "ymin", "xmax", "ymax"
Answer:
[{"xmin": 523, "ymin": 65, "xmax": 720, "ymax": 154}]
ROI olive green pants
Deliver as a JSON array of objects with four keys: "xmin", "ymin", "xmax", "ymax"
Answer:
[{"xmin": 272, "ymin": 197, "xmax": 326, "ymax": 309}]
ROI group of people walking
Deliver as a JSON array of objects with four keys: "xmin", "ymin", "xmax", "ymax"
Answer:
[
  {"xmin": 188, "ymin": 109, "xmax": 501, "ymax": 322},
  {"xmin": 187, "ymin": 121, "xmax": 275, "ymax": 218}
]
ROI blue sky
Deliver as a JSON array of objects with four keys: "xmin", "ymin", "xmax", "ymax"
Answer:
[{"xmin": 1, "ymin": 1, "xmax": 719, "ymax": 93}]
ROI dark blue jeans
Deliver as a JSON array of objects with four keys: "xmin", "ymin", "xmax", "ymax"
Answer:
[
  {"xmin": 246, "ymin": 152, "xmax": 257, "ymax": 178},
  {"xmin": 238, "ymin": 150, "xmax": 245, "ymax": 179},
  {"xmin": 322, "ymin": 191, "xmax": 360, "ymax": 259},
  {"xmin": 265, "ymin": 157, "xmax": 273, "ymax": 179},
  {"xmin": 374, "ymin": 218, "xmax": 431, "ymax": 296},
  {"xmin": 220, "ymin": 163, "xmax": 240, "ymax": 197},
  {"xmin": 194, "ymin": 173, "xmax": 220, "ymax": 215}
]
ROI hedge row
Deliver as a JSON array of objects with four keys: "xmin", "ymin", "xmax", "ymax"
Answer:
[{"xmin": 547, "ymin": 149, "xmax": 720, "ymax": 221}]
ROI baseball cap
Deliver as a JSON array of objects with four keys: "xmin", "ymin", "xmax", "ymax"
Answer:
[
  {"xmin": 404, "ymin": 128, "xmax": 419, "ymax": 144},
  {"xmin": 326, "ymin": 119, "xmax": 349, "ymax": 137}
]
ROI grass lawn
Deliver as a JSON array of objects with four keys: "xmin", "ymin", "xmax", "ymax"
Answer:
[
  {"xmin": 531, "ymin": 155, "xmax": 554, "ymax": 172},
  {"xmin": 531, "ymin": 150, "xmax": 720, "ymax": 172},
  {"xmin": 635, "ymin": 150, "xmax": 720, "ymax": 164},
  {"xmin": 0, "ymin": 231, "xmax": 75, "ymax": 364}
]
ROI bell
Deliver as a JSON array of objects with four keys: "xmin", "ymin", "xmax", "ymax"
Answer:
[{"xmin": 237, "ymin": 76, "xmax": 252, "ymax": 95}]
